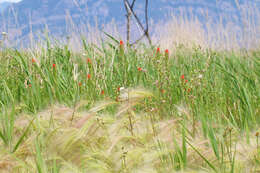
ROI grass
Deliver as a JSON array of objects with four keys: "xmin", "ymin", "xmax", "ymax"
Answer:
[{"xmin": 0, "ymin": 37, "xmax": 260, "ymax": 172}]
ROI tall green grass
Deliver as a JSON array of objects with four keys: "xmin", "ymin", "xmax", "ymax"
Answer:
[{"xmin": 0, "ymin": 39, "xmax": 260, "ymax": 172}]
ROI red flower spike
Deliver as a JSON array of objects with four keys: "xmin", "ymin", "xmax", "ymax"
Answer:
[
  {"xmin": 78, "ymin": 82, "xmax": 82, "ymax": 86},
  {"xmin": 161, "ymin": 89, "xmax": 165, "ymax": 94},
  {"xmin": 138, "ymin": 67, "xmax": 142, "ymax": 71},
  {"xmin": 165, "ymin": 49, "xmax": 169, "ymax": 59},
  {"xmin": 87, "ymin": 74, "xmax": 91, "ymax": 79},
  {"xmin": 101, "ymin": 90, "xmax": 105, "ymax": 95},
  {"xmin": 52, "ymin": 64, "xmax": 56, "ymax": 68},
  {"xmin": 181, "ymin": 75, "xmax": 185, "ymax": 80},
  {"xmin": 117, "ymin": 87, "xmax": 121, "ymax": 92},
  {"xmin": 87, "ymin": 58, "xmax": 91, "ymax": 64},
  {"xmin": 32, "ymin": 58, "xmax": 36, "ymax": 63},
  {"xmin": 185, "ymin": 80, "xmax": 188, "ymax": 83},
  {"xmin": 156, "ymin": 47, "xmax": 160, "ymax": 54},
  {"xmin": 119, "ymin": 40, "xmax": 124, "ymax": 56}
]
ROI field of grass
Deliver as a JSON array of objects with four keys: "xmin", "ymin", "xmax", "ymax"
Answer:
[{"xmin": 0, "ymin": 38, "xmax": 260, "ymax": 172}]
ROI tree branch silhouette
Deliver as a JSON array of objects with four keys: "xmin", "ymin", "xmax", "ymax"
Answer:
[{"xmin": 123, "ymin": 0, "xmax": 152, "ymax": 46}]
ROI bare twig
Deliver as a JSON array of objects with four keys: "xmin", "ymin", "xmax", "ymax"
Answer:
[
  {"xmin": 124, "ymin": 0, "xmax": 152, "ymax": 46},
  {"xmin": 124, "ymin": 0, "xmax": 131, "ymax": 45},
  {"xmin": 145, "ymin": 0, "xmax": 149, "ymax": 31},
  {"xmin": 130, "ymin": 33, "xmax": 146, "ymax": 46},
  {"xmin": 131, "ymin": 0, "xmax": 136, "ymax": 8}
]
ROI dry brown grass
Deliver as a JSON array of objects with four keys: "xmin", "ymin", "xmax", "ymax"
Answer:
[{"xmin": 1, "ymin": 88, "xmax": 260, "ymax": 172}]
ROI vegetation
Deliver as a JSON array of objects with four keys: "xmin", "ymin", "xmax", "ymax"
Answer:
[{"xmin": 0, "ymin": 38, "xmax": 260, "ymax": 172}]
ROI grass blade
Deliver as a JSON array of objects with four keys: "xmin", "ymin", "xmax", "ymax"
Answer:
[
  {"xmin": 0, "ymin": 130, "xmax": 7, "ymax": 145},
  {"xmin": 186, "ymin": 140, "xmax": 217, "ymax": 172},
  {"xmin": 12, "ymin": 118, "xmax": 35, "ymax": 153},
  {"xmin": 103, "ymin": 31, "xmax": 119, "ymax": 44}
]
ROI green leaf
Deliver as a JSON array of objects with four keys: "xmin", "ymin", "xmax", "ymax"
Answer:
[
  {"xmin": 103, "ymin": 31, "xmax": 119, "ymax": 44},
  {"xmin": 0, "ymin": 130, "xmax": 7, "ymax": 145},
  {"xmin": 186, "ymin": 140, "xmax": 217, "ymax": 172},
  {"xmin": 12, "ymin": 118, "xmax": 35, "ymax": 153}
]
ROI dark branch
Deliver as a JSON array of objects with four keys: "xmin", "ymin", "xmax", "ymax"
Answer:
[
  {"xmin": 131, "ymin": 0, "xmax": 136, "ymax": 9},
  {"xmin": 130, "ymin": 33, "xmax": 146, "ymax": 46},
  {"xmin": 124, "ymin": 0, "xmax": 152, "ymax": 45},
  {"xmin": 124, "ymin": 0, "xmax": 131, "ymax": 44},
  {"xmin": 145, "ymin": 0, "xmax": 149, "ymax": 31}
]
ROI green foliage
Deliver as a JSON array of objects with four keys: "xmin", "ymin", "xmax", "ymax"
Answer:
[{"xmin": 0, "ymin": 42, "xmax": 260, "ymax": 172}]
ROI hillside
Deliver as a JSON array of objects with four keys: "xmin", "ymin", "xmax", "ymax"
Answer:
[{"xmin": 0, "ymin": 0, "xmax": 259, "ymax": 46}]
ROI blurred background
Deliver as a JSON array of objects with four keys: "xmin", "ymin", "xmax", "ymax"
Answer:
[{"xmin": 0, "ymin": 0, "xmax": 259, "ymax": 50}]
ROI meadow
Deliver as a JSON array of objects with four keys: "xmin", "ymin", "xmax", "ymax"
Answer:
[{"xmin": 0, "ymin": 33, "xmax": 259, "ymax": 173}]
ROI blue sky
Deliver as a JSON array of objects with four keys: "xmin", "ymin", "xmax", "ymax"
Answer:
[{"xmin": 0, "ymin": 0, "xmax": 21, "ymax": 3}]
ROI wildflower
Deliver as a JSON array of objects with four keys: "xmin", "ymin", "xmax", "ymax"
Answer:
[
  {"xmin": 119, "ymin": 40, "xmax": 124, "ymax": 57},
  {"xmin": 185, "ymin": 80, "xmax": 188, "ymax": 83},
  {"xmin": 187, "ymin": 88, "xmax": 191, "ymax": 93},
  {"xmin": 32, "ymin": 58, "xmax": 36, "ymax": 63},
  {"xmin": 117, "ymin": 87, "xmax": 121, "ymax": 92},
  {"xmin": 165, "ymin": 49, "xmax": 169, "ymax": 60},
  {"xmin": 156, "ymin": 47, "xmax": 160, "ymax": 54},
  {"xmin": 28, "ymin": 84, "xmax": 32, "ymax": 88},
  {"xmin": 87, "ymin": 58, "xmax": 91, "ymax": 64},
  {"xmin": 181, "ymin": 75, "xmax": 185, "ymax": 79},
  {"xmin": 117, "ymin": 87, "xmax": 125, "ymax": 93},
  {"xmin": 256, "ymin": 132, "xmax": 259, "ymax": 137},
  {"xmin": 87, "ymin": 74, "xmax": 91, "ymax": 79},
  {"xmin": 101, "ymin": 90, "xmax": 105, "ymax": 95},
  {"xmin": 52, "ymin": 64, "xmax": 56, "ymax": 69},
  {"xmin": 161, "ymin": 89, "xmax": 165, "ymax": 94},
  {"xmin": 155, "ymin": 47, "xmax": 160, "ymax": 59},
  {"xmin": 137, "ymin": 67, "xmax": 142, "ymax": 71},
  {"xmin": 78, "ymin": 82, "xmax": 82, "ymax": 86}
]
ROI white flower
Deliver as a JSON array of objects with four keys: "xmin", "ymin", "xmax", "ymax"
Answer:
[{"xmin": 118, "ymin": 87, "xmax": 125, "ymax": 92}]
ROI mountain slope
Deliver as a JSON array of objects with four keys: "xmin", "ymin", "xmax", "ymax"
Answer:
[{"xmin": 0, "ymin": 0, "xmax": 259, "ymax": 45}]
